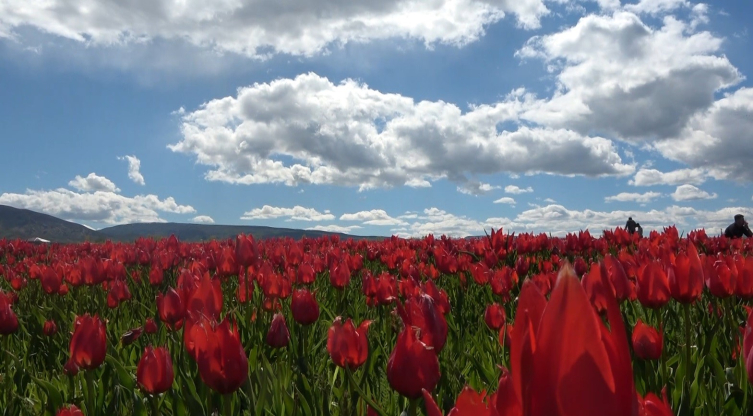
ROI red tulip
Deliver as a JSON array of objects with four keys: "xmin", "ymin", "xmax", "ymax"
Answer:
[
  {"xmin": 581, "ymin": 263, "xmax": 608, "ymax": 314},
  {"xmin": 66, "ymin": 314, "xmax": 107, "ymax": 371},
  {"xmin": 510, "ymin": 263, "xmax": 637, "ymax": 415},
  {"xmin": 424, "ymin": 385, "xmax": 498, "ymax": 416},
  {"xmin": 56, "ymin": 405, "xmax": 84, "ymax": 416},
  {"xmin": 40, "ymin": 265, "xmax": 63, "ymax": 294},
  {"xmin": 484, "ymin": 303, "xmax": 506, "ymax": 330},
  {"xmin": 106, "ymin": 279, "xmax": 132, "ymax": 309},
  {"xmin": 668, "ymin": 241, "xmax": 703, "ymax": 304},
  {"xmin": 327, "ymin": 317, "xmax": 372, "ymax": 369},
  {"xmin": 266, "ymin": 313, "xmax": 290, "ymax": 348},
  {"xmin": 632, "ymin": 320, "xmax": 663, "ymax": 360},
  {"xmin": 637, "ymin": 388, "xmax": 673, "ymax": 416},
  {"xmin": 396, "ymin": 293, "xmax": 448, "ymax": 353},
  {"xmin": 704, "ymin": 255, "xmax": 735, "ymax": 298},
  {"xmin": 145, "ymin": 318, "xmax": 158, "ymax": 334},
  {"xmin": 157, "ymin": 288, "xmax": 185, "ymax": 331},
  {"xmin": 137, "ymin": 346, "xmax": 174, "ymax": 394},
  {"xmin": 495, "ymin": 366, "xmax": 522, "ymax": 416},
  {"xmin": 43, "ymin": 320, "xmax": 58, "ymax": 336},
  {"xmin": 0, "ymin": 291, "xmax": 19, "ymax": 335},
  {"xmin": 637, "ymin": 261, "xmax": 670, "ymax": 309},
  {"xmin": 291, "ymin": 289, "xmax": 320, "ymax": 325},
  {"xmin": 387, "ymin": 324, "xmax": 441, "ymax": 399},
  {"xmin": 195, "ymin": 318, "xmax": 249, "ymax": 394}
]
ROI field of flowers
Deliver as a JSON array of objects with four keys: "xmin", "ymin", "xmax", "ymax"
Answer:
[{"xmin": 0, "ymin": 227, "xmax": 752, "ymax": 415}]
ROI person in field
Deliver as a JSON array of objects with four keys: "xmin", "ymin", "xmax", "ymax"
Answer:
[
  {"xmin": 625, "ymin": 217, "xmax": 637, "ymax": 234},
  {"xmin": 635, "ymin": 223, "xmax": 643, "ymax": 238},
  {"xmin": 724, "ymin": 214, "xmax": 753, "ymax": 239}
]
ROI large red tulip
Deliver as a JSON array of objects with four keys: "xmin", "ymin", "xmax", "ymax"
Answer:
[
  {"xmin": 327, "ymin": 317, "xmax": 372, "ymax": 369},
  {"xmin": 386, "ymin": 324, "xmax": 441, "ymax": 399},
  {"xmin": 66, "ymin": 314, "xmax": 107, "ymax": 372},
  {"xmin": 157, "ymin": 287, "xmax": 185, "ymax": 331},
  {"xmin": 632, "ymin": 320, "xmax": 663, "ymax": 361},
  {"xmin": 510, "ymin": 262, "xmax": 637, "ymax": 415},
  {"xmin": 56, "ymin": 405, "xmax": 84, "ymax": 416},
  {"xmin": 137, "ymin": 346, "xmax": 174, "ymax": 394},
  {"xmin": 291, "ymin": 289, "xmax": 320, "ymax": 325},
  {"xmin": 195, "ymin": 318, "xmax": 249, "ymax": 395}
]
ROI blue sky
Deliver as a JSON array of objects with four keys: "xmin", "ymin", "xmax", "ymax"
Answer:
[{"xmin": 0, "ymin": 0, "xmax": 751, "ymax": 237}]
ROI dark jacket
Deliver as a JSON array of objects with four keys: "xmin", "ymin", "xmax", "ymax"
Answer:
[
  {"xmin": 625, "ymin": 219, "xmax": 637, "ymax": 234},
  {"xmin": 724, "ymin": 223, "xmax": 753, "ymax": 239}
]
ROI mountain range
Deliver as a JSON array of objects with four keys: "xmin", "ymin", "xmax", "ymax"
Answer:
[{"xmin": 0, "ymin": 205, "xmax": 384, "ymax": 243}]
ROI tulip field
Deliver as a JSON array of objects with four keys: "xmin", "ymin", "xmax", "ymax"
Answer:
[{"xmin": 2, "ymin": 227, "xmax": 753, "ymax": 415}]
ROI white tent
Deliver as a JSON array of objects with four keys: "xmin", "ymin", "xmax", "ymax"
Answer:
[{"xmin": 28, "ymin": 237, "xmax": 51, "ymax": 244}]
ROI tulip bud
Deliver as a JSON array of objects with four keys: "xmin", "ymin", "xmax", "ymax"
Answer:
[
  {"xmin": 43, "ymin": 320, "xmax": 58, "ymax": 336},
  {"xmin": 266, "ymin": 313, "xmax": 290, "ymax": 348},
  {"xmin": 145, "ymin": 318, "xmax": 158, "ymax": 334},
  {"xmin": 632, "ymin": 319, "xmax": 663, "ymax": 361},
  {"xmin": 291, "ymin": 289, "xmax": 320, "ymax": 325}
]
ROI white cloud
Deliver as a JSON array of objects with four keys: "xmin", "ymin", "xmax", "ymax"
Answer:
[
  {"xmin": 390, "ymin": 204, "xmax": 753, "ymax": 238},
  {"xmin": 68, "ymin": 173, "xmax": 120, "ymax": 193},
  {"xmin": 628, "ymin": 168, "xmax": 710, "ymax": 186},
  {"xmin": 169, "ymin": 73, "xmax": 634, "ymax": 191},
  {"xmin": 240, "ymin": 205, "xmax": 335, "ymax": 222},
  {"xmin": 118, "ymin": 155, "xmax": 145, "ymax": 186},
  {"xmin": 671, "ymin": 184, "xmax": 717, "ymax": 201},
  {"xmin": 339, "ymin": 210, "xmax": 407, "ymax": 226},
  {"xmin": 493, "ymin": 197, "xmax": 517, "ymax": 205},
  {"xmin": 544, "ymin": 198, "xmax": 557, "ymax": 203},
  {"xmin": 504, "ymin": 185, "xmax": 533, "ymax": 194},
  {"xmin": 516, "ymin": 11, "xmax": 742, "ymax": 142},
  {"xmin": 623, "ymin": 0, "xmax": 690, "ymax": 16},
  {"xmin": 0, "ymin": 188, "xmax": 195, "ymax": 224},
  {"xmin": 457, "ymin": 182, "xmax": 500, "ymax": 195},
  {"xmin": 0, "ymin": 0, "xmax": 551, "ymax": 59},
  {"xmin": 192, "ymin": 215, "xmax": 215, "ymax": 224},
  {"xmin": 654, "ymin": 88, "xmax": 753, "ymax": 182},
  {"xmin": 306, "ymin": 224, "xmax": 363, "ymax": 234},
  {"xmin": 604, "ymin": 191, "xmax": 662, "ymax": 203},
  {"xmin": 405, "ymin": 178, "xmax": 432, "ymax": 188}
]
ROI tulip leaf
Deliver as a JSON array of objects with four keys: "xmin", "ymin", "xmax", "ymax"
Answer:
[
  {"xmin": 28, "ymin": 374, "xmax": 63, "ymax": 413},
  {"xmin": 105, "ymin": 354, "xmax": 136, "ymax": 390}
]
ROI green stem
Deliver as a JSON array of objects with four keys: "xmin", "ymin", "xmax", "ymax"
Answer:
[
  {"xmin": 150, "ymin": 394, "xmax": 160, "ymax": 416},
  {"xmin": 344, "ymin": 367, "xmax": 388, "ymax": 416},
  {"xmin": 407, "ymin": 398, "xmax": 418, "ymax": 416},
  {"xmin": 657, "ymin": 309, "xmax": 668, "ymax": 390},
  {"xmin": 223, "ymin": 394, "xmax": 233, "ymax": 416},
  {"xmin": 683, "ymin": 303, "xmax": 692, "ymax": 390},
  {"xmin": 4, "ymin": 335, "xmax": 10, "ymax": 407},
  {"xmin": 244, "ymin": 378, "xmax": 257, "ymax": 412},
  {"xmin": 85, "ymin": 370, "xmax": 97, "ymax": 416}
]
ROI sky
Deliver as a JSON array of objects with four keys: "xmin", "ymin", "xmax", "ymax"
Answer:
[{"xmin": 0, "ymin": 0, "xmax": 751, "ymax": 238}]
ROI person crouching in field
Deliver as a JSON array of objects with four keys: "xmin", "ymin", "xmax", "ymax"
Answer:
[{"xmin": 725, "ymin": 214, "xmax": 753, "ymax": 239}]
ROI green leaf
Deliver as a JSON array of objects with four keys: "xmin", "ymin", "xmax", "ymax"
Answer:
[{"xmin": 28, "ymin": 375, "xmax": 63, "ymax": 413}]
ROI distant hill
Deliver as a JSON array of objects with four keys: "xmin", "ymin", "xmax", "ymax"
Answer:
[
  {"xmin": 0, "ymin": 205, "xmax": 385, "ymax": 243},
  {"xmin": 98, "ymin": 222, "xmax": 382, "ymax": 242},
  {"xmin": 0, "ymin": 205, "xmax": 100, "ymax": 243}
]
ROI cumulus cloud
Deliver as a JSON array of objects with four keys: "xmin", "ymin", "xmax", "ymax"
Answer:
[
  {"xmin": 654, "ymin": 88, "xmax": 753, "ymax": 182},
  {"xmin": 118, "ymin": 155, "xmax": 146, "ymax": 185},
  {"xmin": 170, "ymin": 73, "xmax": 634, "ymax": 192},
  {"xmin": 192, "ymin": 215, "xmax": 215, "ymax": 224},
  {"xmin": 306, "ymin": 224, "xmax": 363, "ymax": 234},
  {"xmin": 0, "ymin": 188, "xmax": 195, "ymax": 224},
  {"xmin": 516, "ymin": 11, "xmax": 742, "ymax": 142},
  {"xmin": 493, "ymin": 197, "xmax": 517, "ymax": 205},
  {"xmin": 339, "ymin": 210, "xmax": 407, "ymax": 226},
  {"xmin": 68, "ymin": 173, "xmax": 120, "ymax": 193},
  {"xmin": 671, "ymin": 184, "xmax": 717, "ymax": 201},
  {"xmin": 457, "ymin": 182, "xmax": 500, "ymax": 195},
  {"xmin": 504, "ymin": 185, "xmax": 533, "ymax": 194},
  {"xmin": 604, "ymin": 191, "xmax": 663, "ymax": 203},
  {"xmin": 240, "ymin": 205, "xmax": 335, "ymax": 222},
  {"xmin": 628, "ymin": 168, "xmax": 710, "ymax": 186},
  {"xmin": 0, "ymin": 0, "xmax": 551, "ymax": 59},
  {"xmin": 390, "ymin": 204, "xmax": 753, "ymax": 238}
]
